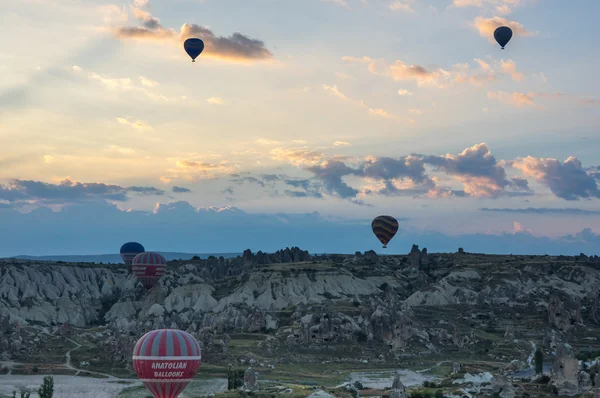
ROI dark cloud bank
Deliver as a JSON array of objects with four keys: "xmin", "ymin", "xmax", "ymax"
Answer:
[{"xmin": 0, "ymin": 201, "xmax": 598, "ymax": 257}]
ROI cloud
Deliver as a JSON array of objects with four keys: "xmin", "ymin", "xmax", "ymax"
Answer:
[
  {"xmin": 389, "ymin": 0, "xmax": 415, "ymax": 12},
  {"xmin": 207, "ymin": 97, "xmax": 225, "ymax": 105},
  {"xmin": 423, "ymin": 143, "xmax": 531, "ymax": 197},
  {"xmin": 109, "ymin": 145, "xmax": 136, "ymax": 155},
  {"xmin": 368, "ymin": 108, "xmax": 392, "ymax": 118},
  {"xmin": 264, "ymin": 142, "xmax": 539, "ymax": 201},
  {"xmin": 323, "ymin": 0, "xmax": 349, "ymax": 7},
  {"xmin": 323, "ymin": 84, "xmax": 396, "ymax": 119},
  {"xmin": 323, "ymin": 84, "xmax": 350, "ymax": 101},
  {"xmin": 453, "ymin": 0, "xmax": 523, "ymax": 14},
  {"xmin": 283, "ymin": 179, "xmax": 323, "ymax": 198},
  {"xmin": 306, "ymin": 160, "xmax": 362, "ymax": 199},
  {"xmin": 97, "ymin": 4, "xmax": 129, "ymax": 24},
  {"xmin": 270, "ymin": 147, "xmax": 325, "ymax": 167},
  {"xmin": 474, "ymin": 58, "xmax": 492, "ymax": 72},
  {"xmin": 500, "ymin": 59, "xmax": 524, "ymax": 81},
  {"xmin": 43, "ymin": 155, "xmax": 55, "ymax": 164},
  {"xmin": 488, "ymin": 91, "xmax": 536, "ymax": 107},
  {"xmin": 256, "ymin": 138, "xmax": 282, "ymax": 146},
  {"xmin": 397, "ymin": 89, "xmax": 413, "ymax": 96},
  {"xmin": 230, "ymin": 175, "xmax": 266, "ymax": 188},
  {"xmin": 117, "ymin": 117, "xmax": 150, "ymax": 129},
  {"xmin": 473, "ymin": 16, "xmax": 537, "ymax": 43},
  {"xmin": 164, "ymin": 159, "xmax": 235, "ymax": 181},
  {"xmin": 333, "ymin": 141, "xmax": 352, "ymax": 147},
  {"xmin": 479, "ymin": 207, "xmax": 600, "ymax": 215},
  {"xmin": 335, "ymin": 72, "xmax": 354, "ymax": 80},
  {"xmin": 508, "ymin": 156, "xmax": 600, "ymax": 200},
  {"xmin": 89, "ymin": 72, "xmax": 169, "ymax": 101},
  {"xmin": 0, "ymin": 179, "xmax": 164, "ymax": 206},
  {"xmin": 343, "ymin": 56, "xmax": 451, "ymax": 88},
  {"xmin": 139, "ymin": 76, "xmax": 158, "ymax": 87},
  {"xmin": 172, "ymin": 186, "xmax": 192, "ymax": 193},
  {"xmin": 512, "ymin": 220, "xmax": 532, "ymax": 234},
  {"xmin": 111, "ymin": 2, "xmax": 273, "ymax": 63}
]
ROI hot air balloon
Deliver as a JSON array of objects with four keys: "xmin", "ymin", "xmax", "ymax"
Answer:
[
  {"xmin": 494, "ymin": 26, "xmax": 513, "ymax": 49},
  {"xmin": 371, "ymin": 215, "xmax": 399, "ymax": 248},
  {"xmin": 183, "ymin": 38, "xmax": 204, "ymax": 62},
  {"xmin": 132, "ymin": 252, "xmax": 167, "ymax": 290},
  {"xmin": 133, "ymin": 329, "xmax": 202, "ymax": 398},
  {"xmin": 120, "ymin": 242, "xmax": 145, "ymax": 265}
]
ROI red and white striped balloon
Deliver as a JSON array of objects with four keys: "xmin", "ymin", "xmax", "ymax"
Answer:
[
  {"xmin": 132, "ymin": 252, "xmax": 167, "ymax": 289},
  {"xmin": 132, "ymin": 329, "xmax": 202, "ymax": 398}
]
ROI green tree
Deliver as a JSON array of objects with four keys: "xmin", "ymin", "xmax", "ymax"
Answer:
[
  {"xmin": 535, "ymin": 347, "xmax": 544, "ymax": 375},
  {"xmin": 38, "ymin": 376, "xmax": 54, "ymax": 398}
]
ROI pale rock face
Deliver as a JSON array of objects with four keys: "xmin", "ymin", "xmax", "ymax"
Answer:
[
  {"xmin": 491, "ymin": 374, "xmax": 515, "ymax": 398},
  {"xmin": 243, "ymin": 367, "xmax": 259, "ymax": 390},
  {"xmin": 551, "ymin": 344, "xmax": 580, "ymax": 396},
  {"xmin": 579, "ymin": 370, "xmax": 592, "ymax": 394},
  {"xmin": 404, "ymin": 270, "xmax": 481, "ymax": 307},
  {"xmin": 163, "ymin": 284, "xmax": 218, "ymax": 313}
]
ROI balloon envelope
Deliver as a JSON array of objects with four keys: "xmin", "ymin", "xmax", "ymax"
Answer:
[
  {"xmin": 183, "ymin": 38, "xmax": 204, "ymax": 61},
  {"xmin": 133, "ymin": 329, "xmax": 202, "ymax": 398},
  {"xmin": 132, "ymin": 252, "xmax": 167, "ymax": 289},
  {"xmin": 494, "ymin": 26, "xmax": 512, "ymax": 49},
  {"xmin": 371, "ymin": 215, "xmax": 399, "ymax": 248},
  {"xmin": 120, "ymin": 242, "xmax": 145, "ymax": 265}
]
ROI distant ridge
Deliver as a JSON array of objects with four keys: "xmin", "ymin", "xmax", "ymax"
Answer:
[{"xmin": 8, "ymin": 252, "xmax": 241, "ymax": 263}]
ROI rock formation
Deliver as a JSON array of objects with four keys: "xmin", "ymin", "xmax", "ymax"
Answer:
[
  {"xmin": 491, "ymin": 374, "xmax": 515, "ymax": 398},
  {"xmin": 548, "ymin": 292, "xmax": 581, "ymax": 332},
  {"xmin": 390, "ymin": 370, "xmax": 406, "ymax": 398},
  {"xmin": 550, "ymin": 344, "xmax": 579, "ymax": 396},
  {"xmin": 243, "ymin": 367, "xmax": 258, "ymax": 391}
]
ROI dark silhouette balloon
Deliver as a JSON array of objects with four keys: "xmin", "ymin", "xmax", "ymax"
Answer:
[
  {"xmin": 132, "ymin": 252, "xmax": 167, "ymax": 290},
  {"xmin": 120, "ymin": 242, "xmax": 145, "ymax": 265},
  {"xmin": 494, "ymin": 26, "xmax": 513, "ymax": 49},
  {"xmin": 183, "ymin": 38, "xmax": 204, "ymax": 62},
  {"xmin": 371, "ymin": 215, "xmax": 399, "ymax": 248}
]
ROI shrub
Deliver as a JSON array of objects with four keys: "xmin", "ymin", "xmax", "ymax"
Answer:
[
  {"xmin": 353, "ymin": 381, "xmax": 364, "ymax": 390},
  {"xmin": 535, "ymin": 375, "xmax": 550, "ymax": 384}
]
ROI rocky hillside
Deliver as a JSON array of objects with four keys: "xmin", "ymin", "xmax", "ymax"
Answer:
[{"xmin": 2, "ymin": 246, "xmax": 600, "ymax": 381}]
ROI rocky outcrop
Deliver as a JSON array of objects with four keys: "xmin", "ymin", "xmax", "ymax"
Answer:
[
  {"xmin": 550, "ymin": 344, "xmax": 579, "ymax": 396},
  {"xmin": 390, "ymin": 370, "xmax": 407, "ymax": 398},
  {"xmin": 243, "ymin": 367, "xmax": 259, "ymax": 391},
  {"xmin": 491, "ymin": 374, "xmax": 515, "ymax": 398},
  {"xmin": 5, "ymin": 248, "xmax": 600, "ymax": 367},
  {"xmin": 579, "ymin": 371, "xmax": 592, "ymax": 394},
  {"xmin": 548, "ymin": 292, "xmax": 581, "ymax": 331}
]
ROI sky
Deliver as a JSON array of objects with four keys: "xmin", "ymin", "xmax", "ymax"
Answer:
[{"xmin": 1, "ymin": 0, "xmax": 600, "ymax": 256}]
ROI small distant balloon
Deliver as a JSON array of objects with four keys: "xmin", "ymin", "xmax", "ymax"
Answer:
[
  {"xmin": 132, "ymin": 252, "xmax": 167, "ymax": 290},
  {"xmin": 120, "ymin": 242, "xmax": 145, "ymax": 266},
  {"xmin": 371, "ymin": 215, "xmax": 399, "ymax": 248},
  {"xmin": 133, "ymin": 329, "xmax": 201, "ymax": 398},
  {"xmin": 183, "ymin": 38, "xmax": 205, "ymax": 62},
  {"xmin": 494, "ymin": 26, "xmax": 513, "ymax": 49}
]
